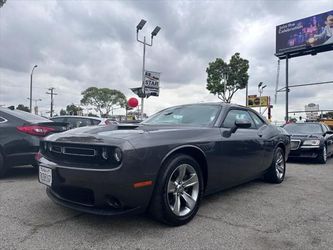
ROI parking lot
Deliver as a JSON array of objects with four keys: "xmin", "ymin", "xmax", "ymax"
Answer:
[{"xmin": 0, "ymin": 159, "xmax": 332, "ymax": 250}]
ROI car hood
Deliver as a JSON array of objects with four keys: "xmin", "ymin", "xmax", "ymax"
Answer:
[{"xmin": 44, "ymin": 123, "xmax": 210, "ymax": 145}]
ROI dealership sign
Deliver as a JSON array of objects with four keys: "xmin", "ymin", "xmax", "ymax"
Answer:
[
  {"xmin": 247, "ymin": 95, "xmax": 269, "ymax": 108},
  {"xmin": 276, "ymin": 10, "xmax": 333, "ymax": 58},
  {"xmin": 144, "ymin": 70, "xmax": 160, "ymax": 97}
]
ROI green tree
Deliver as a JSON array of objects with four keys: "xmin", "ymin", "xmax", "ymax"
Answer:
[
  {"xmin": 324, "ymin": 112, "xmax": 333, "ymax": 119},
  {"xmin": 16, "ymin": 104, "xmax": 30, "ymax": 112},
  {"xmin": 66, "ymin": 104, "xmax": 83, "ymax": 115},
  {"xmin": 87, "ymin": 113, "xmax": 98, "ymax": 117},
  {"xmin": 81, "ymin": 87, "xmax": 126, "ymax": 117},
  {"xmin": 206, "ymin": 53, "xmax": 249, "ymax": 103},
  {"xmin": 59, "ymin": 109, "xmax": 67, "ymax": 116}
]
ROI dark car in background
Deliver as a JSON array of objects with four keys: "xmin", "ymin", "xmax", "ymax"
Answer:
[
  {"xmin": 51, "ymin": 116, "xmax": 117, "ymax": 129},
  {"xmin": 283, "ymin": 122, "xmax": 333, "ymax": 164},
  {"xmin": 0, "ymin": 108, "xmax": 68, "ymax": 177},
  {"xmin": 37, "ymin": 103, "xmax": 290, "ymax": 226}
]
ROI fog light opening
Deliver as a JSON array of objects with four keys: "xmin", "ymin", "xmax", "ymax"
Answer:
[
  {"xmin": 102, "ymin": 147, "xmax": 108, "ymax": 160},
  {"xmin": 106, "ymin": 196, "xmax": 122, "ymax": 209}
]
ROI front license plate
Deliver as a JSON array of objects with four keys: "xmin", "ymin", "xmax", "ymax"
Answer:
[{"xmin": 39, "ymin": 166, "xmax": 52, "ymax": 187}]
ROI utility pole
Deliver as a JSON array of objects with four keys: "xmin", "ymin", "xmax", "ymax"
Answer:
[
  {"xmin": 29, "ymin": 65, "xmax": 38, "ymax": 113},
  {"xmin": 46, "ymin": 88, "xmax": 57, "ymax": 117}
]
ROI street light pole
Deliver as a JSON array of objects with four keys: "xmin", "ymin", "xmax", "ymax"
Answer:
[
  {"xmin": 29, "ymin": 65, "xmax": 38, "ymax": 113},
  {"xmin": 141, "ymin": 35, "xmax": 147, "ymax": 119},
  {"xmin": 136, "ymin": 19, "xmax": 160, "ymax": 119},
  {"xmin": 258, "ymin": 83, "xmax": 267, "ymax": 114}
]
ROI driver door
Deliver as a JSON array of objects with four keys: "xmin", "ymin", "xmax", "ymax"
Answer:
[{"xmin": 214, "ymin": 108, "xmax": 265, "ymax": 189}]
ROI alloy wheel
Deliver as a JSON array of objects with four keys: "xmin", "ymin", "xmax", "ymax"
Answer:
[
  {"xmin": 323, "ymin": 146, "xmax": 327, "ymax": 162},
  {"xmin": 167, "ymin": 164, "xmax": 199, "ymax": 217},
  {"xmin": 275, "ymin": 150, "xmax": 285, "ymax": 179}
]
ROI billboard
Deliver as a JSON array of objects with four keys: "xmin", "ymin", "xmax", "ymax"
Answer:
[
  {"xmin": 276, "ymin": 10, "xmax": 333, "ymax": 58},
  {"xmin": 247, "ymin": 95, "xmax": 269, "ymax": 108},
  {"xmin": 144, "ymin": 70, "xmax": 160, "ymax": 97}
]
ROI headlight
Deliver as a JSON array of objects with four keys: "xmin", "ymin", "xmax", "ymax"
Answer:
[
  {"xmin": 303, "ymin": 139, "xmax": 320, "ymax": 146},
  {"xmin": 113, "ymin": 148, "xmax": 122, "ymax": 162}
]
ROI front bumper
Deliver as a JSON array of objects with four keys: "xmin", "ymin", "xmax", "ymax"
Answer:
[
  {"xmin": 288, "ymin": 146, "xmax": 321, "ymax": 158},
  {"xmin": 39, "ymin": 157, "xmax": 155, "ymax": 216}
]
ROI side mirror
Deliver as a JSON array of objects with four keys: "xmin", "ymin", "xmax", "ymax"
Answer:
[
  {"xmin": 325, "ymin": 130, "xmax": 333, "ymax": 135},
  {"xmin": 235, "ymin": 119, "xmax": 252, "ymax": 129},
  {"xmin": 223, "ymin": 119, "xmax": 252, "ymax": 137}
]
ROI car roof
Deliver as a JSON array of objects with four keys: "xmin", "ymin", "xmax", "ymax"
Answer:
[{"xmin": 52, "ymin": 115, "xmax": 105, "ymax": 120}]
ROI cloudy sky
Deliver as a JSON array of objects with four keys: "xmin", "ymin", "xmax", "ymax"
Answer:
[{"xmin": 0, "ymin": 0, "xmax": 332, "ymax": 121}]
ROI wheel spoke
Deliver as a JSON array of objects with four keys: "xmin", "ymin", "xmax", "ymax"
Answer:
[
  {"xmin": 181, "ymin": 191, "xmax": 196, "ymax": 210},
  {"xmin": 176, "ymin": 165, "xmax": 187, "ymax": 182},
  {"xmin": 173, "ymin": 194, "xmax": 181, "ymax": 215},
  {"xmin": 277, "ymin": 164, "xmax": 284, "ymax": 173},
  {"xmin": 168, "ymin": 181, "xmax": 177, "ymax": 193},
  {"xmin": 182, "ymin": 174, "xmax": 198, "ymax": 188}
]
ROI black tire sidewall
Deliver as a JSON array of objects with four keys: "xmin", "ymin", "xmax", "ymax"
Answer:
[
  {"xmin": 275, "ymin": 147, "xmax": 286, "ymax": 182},
  {"xmin": 318, "ymin": 145, "xmax": 327, "ymax": 164},
  {"xmin": 265, "ymin": 146, "xmax": 286, "ymax": 183},
  {"xmin": 155, "ymin": 154, "xmax": 204, "ymax": 226},
  {"xmin": 0, "ymin": 152, "xmax": 6, "ymax": 178}
]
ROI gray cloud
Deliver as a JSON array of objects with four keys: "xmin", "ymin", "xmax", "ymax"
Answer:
[{"xmin": 0, "ymin": 0, "xmax": 332, "ymax": 120}]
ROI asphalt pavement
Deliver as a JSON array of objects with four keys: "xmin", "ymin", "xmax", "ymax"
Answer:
[{"xmin": 1, "ymin": 158, "xmax": 333, "ymax": 250}]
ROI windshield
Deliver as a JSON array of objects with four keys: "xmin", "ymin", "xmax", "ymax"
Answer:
[
  {"xmin": 283, "ymin": 123, "xmax": 323, "ymax": 134},
  {"xmin": 143, "ymin": 104, "xmax": 221, "ymax": 126}
]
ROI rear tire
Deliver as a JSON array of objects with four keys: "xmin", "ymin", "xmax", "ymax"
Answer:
[
  {"xmin": 149, "ymin": 154, "xmax": 204, "ymax": 226},
  {"xmin": 0, "ymin": 152, "xmax": 7, "ymax": 178},
  {"xmin": 317, "ymin": 145, "xmax": 327, "ymax": 164},
  {"xmin": 264, "ymin": 147, "xmax": 286, "ymax": 184}
]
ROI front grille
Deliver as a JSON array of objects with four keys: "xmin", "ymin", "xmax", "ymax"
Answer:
[
  {"xmin": 291, "ymin": 140, "xmax": 301, "ymax": 150},
  {"xmin": 41, "ymin": 142, "xmax": 120, "ymax": 169}
]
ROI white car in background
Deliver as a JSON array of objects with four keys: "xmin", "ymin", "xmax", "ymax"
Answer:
[{"xmin": 50, "ymin": 116, "xmax": 117, "ymax": 129}]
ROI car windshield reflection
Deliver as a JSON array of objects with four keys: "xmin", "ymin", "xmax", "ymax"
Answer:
[{"xmin": 142, "ymin": 104, "xmax": 221, "ymax": 126}]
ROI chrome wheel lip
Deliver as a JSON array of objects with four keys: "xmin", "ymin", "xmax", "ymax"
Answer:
[
  {"xmin": 275, "ymin": 150, "xmax": 285, "ymax": 179},
  {"xmin": 167, "ymin": 164, "xmax": 199, "ymax": 217},
  {"xmin": 323, "ymin": 146, "xmax": 327, "ymax": 162}
]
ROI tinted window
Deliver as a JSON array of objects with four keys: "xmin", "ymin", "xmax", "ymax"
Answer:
[
  {"xmin": 66, "ymin": 117, "xmax": 92, "ymax": 128},
  {"xmin": 51, "ymin": 117, "xmax": 65, "ymax": 122},
  {"xmin": 283, "ymin": 123, "xmax": 323, "ymax": 134},
  {"xmin": 91, "ymin": 119, "xmax": 101, "ymax": 125},
  {"xmin": 223, "ymin": 109, "xmax": 255, "ymax": 128},
  {"xmin": 248, "ymin": 111, "xmax": 265, "ymax": 128},
  {"xmin": 143, "ymin": 105, "xmax": 220, "ymax": 126}
]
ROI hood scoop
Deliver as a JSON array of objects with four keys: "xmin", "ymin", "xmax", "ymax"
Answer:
[{"xmin": 116, "ymin": 124, "xmax": 141, "ymax": 130}]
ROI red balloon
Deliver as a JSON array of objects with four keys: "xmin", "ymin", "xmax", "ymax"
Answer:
[{"xmin": 128, "ymin": 97, "xmax": 139, "ymax": 108}]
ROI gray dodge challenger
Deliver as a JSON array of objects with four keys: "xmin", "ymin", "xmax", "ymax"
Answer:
[{"xmin": 38, "ymin": 103, "xmax": 290, "ymax": 226}]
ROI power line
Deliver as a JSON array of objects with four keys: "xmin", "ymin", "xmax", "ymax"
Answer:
[
  {"xmin": 276, "ymin": 80, "xmax": 333, "ymax": 92},
  {"xmin": 46, "ymin": 88, "xmax": 58, "ymax": 117}
]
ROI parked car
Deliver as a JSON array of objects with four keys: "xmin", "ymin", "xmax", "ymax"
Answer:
[
  {"xmin": 283, "ymin": 122, "xmax": 333, "ymax": 163},
  {"xmin": 50, "ymin": 116, "xmax": 117, "ymax": 129},
  {"xmin": 37, "ymin": 103, "xmax": 290, "ymax": 226},
  {"xmin": 0, "ymin": 108, "xmax": 68, "ymax": 177}
]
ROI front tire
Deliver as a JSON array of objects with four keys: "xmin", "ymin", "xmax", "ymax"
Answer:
[
  {"xmin": 0, "ymin": 152, "xmax": 7, "ymax": 178},
  {"xmin": 264, "ymin": 147, "xmax": 286, "ymax": 184},
  {"xmin": 149, "ymin": 154, "xmax": 204, "ymax": 226},
  {"xmin": 317, "ymin": 145, "xmax": 327, "ymax": 164}
]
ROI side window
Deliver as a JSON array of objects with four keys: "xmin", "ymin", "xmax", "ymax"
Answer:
[
  {"xmin": 91, "ymin": 119, "xmax": 101, "ymax": 125},
  {"xmin": 222, "ymin": 109, "xmax": 255, "ymax": 129},
  {"xmin": 66, "ymin": 118, "xmax": 92, "ymax": 128},
  {"xmin": 51, "ymin": 117, "xmax": 64, "ymax": 122},
  {"xmin": 248, "ymin": 111, "xmax": 265, "ymax": 128}
]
